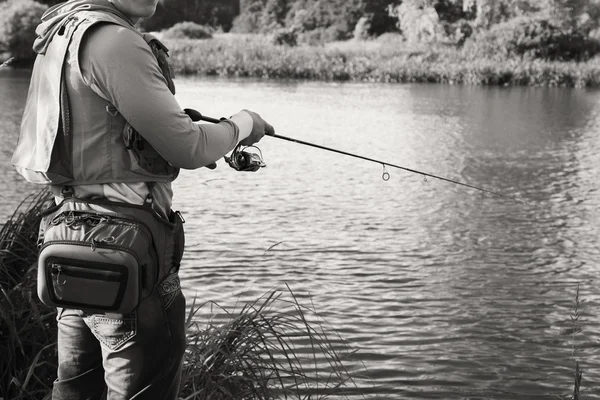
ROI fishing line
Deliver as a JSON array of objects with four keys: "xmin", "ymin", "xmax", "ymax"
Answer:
[{"xmin": 184, "ymin": 108, "xmax": 526, "ymax": 204}]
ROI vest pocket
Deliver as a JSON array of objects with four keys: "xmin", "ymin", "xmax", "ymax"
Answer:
[{"xmin": 122, "ymin": 122, "xmax": 178, "ymax": 178}]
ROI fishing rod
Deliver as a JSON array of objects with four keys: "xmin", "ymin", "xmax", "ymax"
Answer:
[{"xmin": 184, "ymin": 108, "xmax": 524, "ymax": 204}]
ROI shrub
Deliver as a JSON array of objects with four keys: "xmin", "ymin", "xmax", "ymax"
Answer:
[
  {"xmin": 464, "ymin": 16, "xmax": 600, "ymax": 61},
  {"xmin": 0, "ymin": 0, "xmax": 48, "ymax": 64},
  {"xmin": 388, "ymin": 0, "xmax": 447, "ymax": 43},
  {"xmin": 442, "ymin": 19, "xmax": 473, "ymax": 46},
  {"xmin": 161, "ymin": 21, "xmax": 213, "ymax": 40},
  {"xmin": 270, "ymin": 27, "xmax": 298, "ymax": 46},
  {"xmin": 353, "ymin": 16, "xmax": 371, "ymax": 41},
  {"xmin": 231, "ymin": 11, "xmax": 262, "ymax": 33}
]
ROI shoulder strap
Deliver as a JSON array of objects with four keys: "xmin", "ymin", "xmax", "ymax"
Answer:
[{"xmin": 143, "ymin": 33, "xmax": 176, "ymax": 95}]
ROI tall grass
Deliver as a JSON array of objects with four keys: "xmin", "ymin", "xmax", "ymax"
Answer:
[
  {"xmin": 0, "ymin": 189, "xmax": 366, "ymax": 400},
  {"xmin": 0, "ymin": 190, "xmax": 56, "ymax": 400},
  {"xmin": 162, "ymin": 33, "xmax": 600, "ymax": 87},
  {"xmin": 569, "ymin": 285, "xmax": 583, "ymax": 400},
  {"xmin": 180, "ymin": 286, "xmax": 362, "ymax": 400},
  {"xmin": 557, "ymin": 284, "xmax": 585, "ymax": 400}
]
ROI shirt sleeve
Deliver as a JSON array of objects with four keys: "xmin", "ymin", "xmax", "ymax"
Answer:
[{"xmin": 79, "ymin": 23, "xmax": 250, "ymax": 169}]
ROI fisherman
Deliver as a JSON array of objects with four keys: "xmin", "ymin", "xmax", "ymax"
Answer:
[{"xmin": 11, "ymin": 0, "xmax": 275, "ymax": 398}]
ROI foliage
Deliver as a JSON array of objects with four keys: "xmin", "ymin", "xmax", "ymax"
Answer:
[
  {"xmin": 139, "ymin": 0, "xmax": 239, "ymax": 33},
  {"xmin": 364, "ymin": 0, "xmax": 400, "ymax": 36},
  {"xmin": 0, "ymin": 0, "xmax": 48, "ymax": 63},
  {"xmin": 161, "ymin": 22, "xmax": 213, "ymax": 40},
  {"xmin": 234, "ymin": 0, "xmax": 365, "ymax": 41},
  {"xmin": 388, "ymin": 0, "xmax": 447, "ymax": 43},
  {"xmin": 271, "ymin": 27, "xmax": 298, "ymax": 46},
  {"xmin": 230, "ymin": 0, "xmax": 265, "ymax": 33},
  {"xmin": 180, "ymin": 286, "xmax": 362, "ymax": 399},
  {"xmin": 1, "ymin": 190, "xmax": 56, "ymax": 400},
  {"xmin": 463, "ymin": 15, "xmax": 600, "ymax": 61},
  {"xmin": 259, "ymin": 0, "xmax": 290, "ymax": 32},
  {"xmin": 164, "ymin": 32, "xmax": 600, "ymax": 87},
  {"xmin": 353, "ymin": 16, "xmax": 372, "ymax": 40}
]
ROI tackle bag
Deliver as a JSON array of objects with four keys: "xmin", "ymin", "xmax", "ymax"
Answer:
[{"xmin": 36, "ymin": 197, "xmax": 164, "ymax": 314}]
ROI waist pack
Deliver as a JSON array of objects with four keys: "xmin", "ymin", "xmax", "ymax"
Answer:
[{"xmin": 36, "ymin": 196, "xmax": 183, "ymax": 314}]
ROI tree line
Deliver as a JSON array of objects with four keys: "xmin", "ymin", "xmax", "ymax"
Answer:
[
  {"xmin": 3, "ymin": 0, "xmax": 600, "ymax": 63},
  {"xmin": 10, "ymin": 0, "xmax": 600, "ymax": 39}
]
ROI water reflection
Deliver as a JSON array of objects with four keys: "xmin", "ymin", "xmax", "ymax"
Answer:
[
  {"xmin": 0, "ymin": 69, "xmax": 40, "ymax": 217},
  {"xmin": 1, "ymin": 72, "xmax": 600, "ymax": 399}
]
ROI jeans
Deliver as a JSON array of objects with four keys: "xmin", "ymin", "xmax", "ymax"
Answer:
[{"xmin": 52, "ymin": 273, "xmax": 186, "ymax": 400}]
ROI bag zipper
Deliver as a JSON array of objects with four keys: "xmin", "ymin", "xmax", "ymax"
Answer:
[{"xmin": 51, "ymin": 263, "xmax": 123, "ymax": 282}]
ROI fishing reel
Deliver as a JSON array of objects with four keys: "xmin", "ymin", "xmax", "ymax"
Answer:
[{"xmin": 224, "ymin": 143, "xmax": 266, "ymax": 172}]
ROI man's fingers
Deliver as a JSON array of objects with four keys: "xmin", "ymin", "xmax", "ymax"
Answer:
[{"xmin": 264, "ymin": 122, "xmax": 275, "ymax": 136}]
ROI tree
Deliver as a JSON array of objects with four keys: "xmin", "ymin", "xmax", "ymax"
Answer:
[
  {"xmin": 259, "ymin": 0, "xmax": 290, "ymax": 30},
  {"xmin": 140, "ymin": 0, "xmax": 239, "ymax": 32},
  {"xmin": 388, "ymin": 0, "xmax": 446, "ymax": 42},
  {"xmin": 231, "ymin": 0, "xmax": 266, "ymax": 32},
  {"xmin": 0, "ymin": 0, "xmax": 48, "ymax": 63},
  {"xmin": 364, "ymin": 0, "xmax": 400, "ymax": 35}
]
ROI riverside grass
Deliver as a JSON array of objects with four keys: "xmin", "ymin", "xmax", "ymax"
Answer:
[
  {"xmin": 0, "ymin": 189, "xmax": 364, "ymax": 400},
  {"xmin": 162, "ymin": 33, "xmax": 600, "ymax": 88}
]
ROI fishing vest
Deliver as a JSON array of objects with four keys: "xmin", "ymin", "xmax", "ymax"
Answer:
[{"xmin": 12, "ymin": 10, "xmax": 179, "ymax": 185}]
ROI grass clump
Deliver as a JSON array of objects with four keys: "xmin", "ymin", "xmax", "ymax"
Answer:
[
  {"xmin": 180, "ymin": 286, "xmax": 362, "ymax": 400},
  {"xmin": 0, "ymin": 190, "xmax": 57, "ymax": 400}
]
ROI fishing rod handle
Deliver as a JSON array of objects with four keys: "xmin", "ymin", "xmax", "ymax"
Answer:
[{"xmin": 183, "ymin": 108, "xmax": 221, "ymax": 124}]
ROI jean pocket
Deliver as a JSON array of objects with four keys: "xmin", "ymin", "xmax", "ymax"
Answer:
[{"xmin": 85, "ymin": 312, "xmax": 137, "ymax": 351}]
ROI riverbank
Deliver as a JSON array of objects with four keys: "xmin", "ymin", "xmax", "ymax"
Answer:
[
  {"xmin": 162, "ymin": 33, "xmax": 600, "ymax": 88},
  {"xmin": 4, "ymin": 33, "xmax": 600, "ymax": 88}
]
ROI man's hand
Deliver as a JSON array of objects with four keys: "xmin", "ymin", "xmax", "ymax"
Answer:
[{"xmin": 240, "ymin": 110, "xmax": 275, "ymax": 146}]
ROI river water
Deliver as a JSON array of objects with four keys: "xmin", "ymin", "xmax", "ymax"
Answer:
[{"xmin": 2, "ymin": 68, "xmax": 600, "ymax": 399}]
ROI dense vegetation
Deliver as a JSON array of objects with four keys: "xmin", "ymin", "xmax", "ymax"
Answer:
[{"xmin": 3, "ymin": 0, "xmax": 600, "ymax": 85}]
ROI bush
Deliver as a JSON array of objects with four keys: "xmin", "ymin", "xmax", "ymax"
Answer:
[
  {"xmin": 353, "ymin": 16, "xmax": 371, "ymax": 41},
  {"xmin": 388, "ymin": 0, "xmax": 446, "ymax": 43},
  {"xmin": 0, "ymin": 0, "xmax": 48, "ymax": 64},
  {"xmin": 270, "ymin": 27, "xmax": 297, "ymax": 46},
  {"xmin": 161, "ymin": 21, "xmax": 213, "ymax": 40},
  {"xmin": 230, "ymin": 11, "xmax": 262, "ymax": 33},
  {"xmin": 464, "ymin": 16, "xmax": 600, "ymax": 61}
]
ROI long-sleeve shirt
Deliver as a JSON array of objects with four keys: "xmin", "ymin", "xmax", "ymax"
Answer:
[{"xmin": 50, "ymin": 23, "xmax": 253, "ymax": 217}]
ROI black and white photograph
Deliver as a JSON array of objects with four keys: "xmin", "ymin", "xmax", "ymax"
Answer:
[{"xmin": 1, "ymin": 0, "xmax": 600, "ymax": 399}]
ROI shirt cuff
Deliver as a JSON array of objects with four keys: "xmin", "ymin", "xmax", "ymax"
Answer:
[{"xmin": 229, "ymin": 111, "xmax": 254, "ymax": 142}]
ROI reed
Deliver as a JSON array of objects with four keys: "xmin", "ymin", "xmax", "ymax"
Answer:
[
  {"xmin": 557, "ymin": 284, "xmax": 585, "ymax": 400},
  {"xmin": 0, "ymin": 190, "xmax": 57, "ymax": 400},
  {"xmin": 570, "ymin": 285, "xmax": 583, "ymax": 400},
  {"xmin": 180, "ymin": 286, "xmax": 362, "ymax": 400},
  {"xmin": 0, "ymin": 190, "xmax": 365, "ymax": 400}
]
